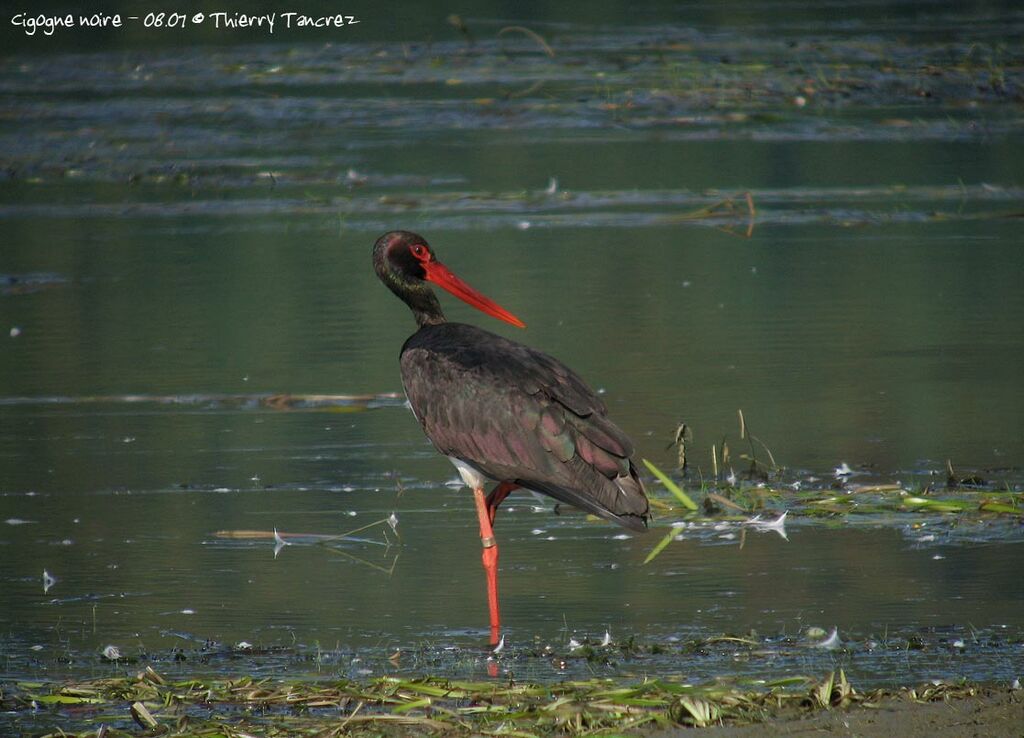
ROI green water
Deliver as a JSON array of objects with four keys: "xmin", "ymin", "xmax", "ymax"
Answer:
[{"xmin": 1, "ymin": 2, "xmax": 1022, "ymax": 702}]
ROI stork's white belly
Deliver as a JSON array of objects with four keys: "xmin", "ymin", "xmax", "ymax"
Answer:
[
  {"xmin": 447, "ymin": 456, "xmax": 550, "ymax": 508},
  {"xmin": 448, "ymin": 456, "xmax": 489, "ymax": 490}
]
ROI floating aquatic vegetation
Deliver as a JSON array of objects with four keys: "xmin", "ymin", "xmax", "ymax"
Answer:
[
  {"xmin": 640, "ymin": 407, "xmax": 1024, "ymax": 562},
  {"xmin": 0, "ymin": 391, "xmax": 405, "ymax": 410},
  {"xmin": 4, "ymin": 667, "xmax": 1014, "ymax": 737},
  {"xmin": 2, "ymin": 13, "xmax": 1022, "ymax": 235},
  {"xmin": 217, "ymin": 515, "xmax": 401, "ymax": 571},
  {"xmin": 193, "ymin": 514, "xmax": 410, "ymax": 587},
  {"xmin": 641, "ymin": 476, "xmax": 1024, "ymax": 560}
]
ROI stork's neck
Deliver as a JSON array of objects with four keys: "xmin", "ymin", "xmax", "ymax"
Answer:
[{"xmin": 401, "ymin": 283, "xmax": 447, "ymax": 327}]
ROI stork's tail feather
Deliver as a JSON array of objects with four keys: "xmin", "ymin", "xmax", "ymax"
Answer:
[
  {"xmin": 608, "ymin": 460, "xmax": 650, "ymax": 530},
  {"xmin": 531, "ymin": 458, "xmax": 650, "ymax": 532}
]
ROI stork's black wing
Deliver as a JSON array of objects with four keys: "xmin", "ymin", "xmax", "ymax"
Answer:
[{"xmin": 400, "ymin": 322, "xmax": 649, "ymax": 530}]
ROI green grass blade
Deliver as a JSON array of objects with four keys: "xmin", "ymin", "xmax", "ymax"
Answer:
[
  {"xmin": 392, "ymin": 697, "xmax": 432, "ymax": 714},
  {"xmin": 643, "ymin": 527, "xmax": 677, "ymax": 565},
  {"xmin": 980, "ymin": 501, "xmax": 1022, "ymax": 515},
  {"xmin": 642, "ymin": 458, "xmax": 698, "ymax": 511},
  {"xmin": 27, "ymin": 694, "xmax": 106, "ymax": 705}
]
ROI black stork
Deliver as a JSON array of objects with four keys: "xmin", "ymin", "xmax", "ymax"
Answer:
[{"xmin": 373, "ymin": 230, "xmax": 649, "ymax": 645}]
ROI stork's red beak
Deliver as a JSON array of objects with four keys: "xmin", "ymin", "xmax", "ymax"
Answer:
[{"xmin": 423, "ymin": 261, "xmax": 526, "ymax": 328}]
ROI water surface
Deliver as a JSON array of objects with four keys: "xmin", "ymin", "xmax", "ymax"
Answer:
[{"xmin": 1, "ymin": 1, "xmax": 1022, "ymax": 709}]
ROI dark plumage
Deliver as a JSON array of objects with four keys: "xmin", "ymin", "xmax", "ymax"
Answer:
[{"xmin": 402, "ymin": 322, "xmax": 649, "ymax": 530}]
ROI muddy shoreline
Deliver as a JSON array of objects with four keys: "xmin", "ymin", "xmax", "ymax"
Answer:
[{"xmin": 658, "ymin": 688, "xmax": 1022, "ymax": 737}]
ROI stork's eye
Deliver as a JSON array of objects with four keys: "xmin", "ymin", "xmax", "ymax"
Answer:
[{"xmin": 411, "ymin": 244, "xmax": 429, "ymax": 261}]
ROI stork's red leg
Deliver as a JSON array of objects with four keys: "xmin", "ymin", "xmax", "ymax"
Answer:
[
  {"xmin": 473, "ymin": 487, "xmax": 501, "ymax": 646},
  {"xmin": 485, "ymin": 481, "xmax": 519, "ymax": 525}
]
